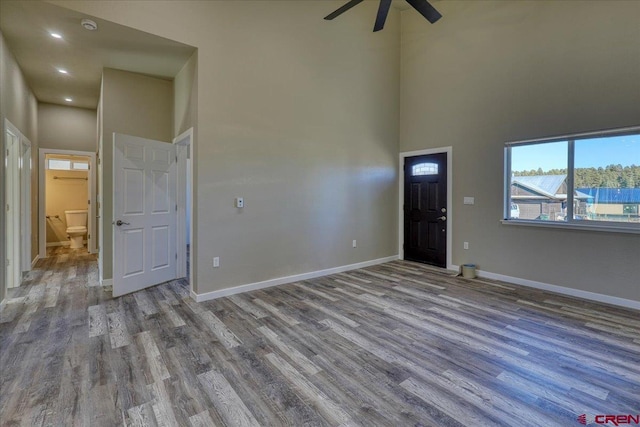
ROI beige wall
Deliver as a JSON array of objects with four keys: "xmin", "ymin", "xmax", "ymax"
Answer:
[
  {"xmin": 38, "ymin": 103, "xmax": 97, "ymax": 152},
  {"xmin": 45, "ymin": 169, "xmax": 89, "ymax": 244},
  {"xmin": 53, "ymin": 1, "xmax": 401, "ymax": 294},
  {"xmin": 100, "ymin": 68, "xmax": 173, "ymax": 279},
  {"xmin": 0, "ymin": 31, "xmax": 39, "ymax": 302},
  {"xmin": 400, "ymin": 1, "xmax": 640, "ymax": 301},
  {"xmin": 174, "ymin": 50, "xmax": 197, "ymax": 137}
]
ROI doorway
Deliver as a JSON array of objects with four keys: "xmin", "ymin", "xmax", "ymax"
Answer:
[
  {"xmin": 39, "ymin": 149, "xmax": 96, "ymax": 258},
  {"xmin": 399, "ymin": 147, "xmax": 452, "ymax": 269},
  {"xmin": 4, "ymin": 119, "xmax": 32, "ymax": 289},
  {"xmin": 173, "ymin": 127, "xmax": 193, "ymax": 286}
]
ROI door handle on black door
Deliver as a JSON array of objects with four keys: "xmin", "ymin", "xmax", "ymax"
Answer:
[{"xmin": 437, "ymin": 216, "xmax": 446, "ymax": 221}]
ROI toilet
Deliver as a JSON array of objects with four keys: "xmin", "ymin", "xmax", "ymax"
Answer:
[{"xmin": 65, "ymin": 210, "xmax": 88, "ymax": 249}]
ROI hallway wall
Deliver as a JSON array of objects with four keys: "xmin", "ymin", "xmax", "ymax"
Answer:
[
  {"xmin": 38, "ymin": 103, "xmax": 97, "ymax": 152},
  {"xmin": 0, "ymin": 30, "xmax": 38, "ymax": 302}
]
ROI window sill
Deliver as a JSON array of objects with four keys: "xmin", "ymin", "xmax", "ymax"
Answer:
[{"xmin": 500, "ymin": 219, "xmax": 640, "ymax": 235}]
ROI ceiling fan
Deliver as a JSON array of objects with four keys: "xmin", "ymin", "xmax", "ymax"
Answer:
[{"xmin": 325, "ymin": 0, "xmax": 442, "ymax": 32}]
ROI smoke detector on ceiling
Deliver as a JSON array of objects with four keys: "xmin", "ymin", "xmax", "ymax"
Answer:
[{"xmin": 81, "ymin": 19, "xmax": 98, "ymax": 31}]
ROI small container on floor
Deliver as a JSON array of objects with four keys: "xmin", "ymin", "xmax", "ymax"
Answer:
[{"xmin": 462, "ymin": 264, "xmax": 476, "ymax": 279}]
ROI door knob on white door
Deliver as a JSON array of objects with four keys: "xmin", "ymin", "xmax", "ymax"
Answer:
[{"xmin": 115, "ymin": 220, "xmax": 130, "ymax": 226}]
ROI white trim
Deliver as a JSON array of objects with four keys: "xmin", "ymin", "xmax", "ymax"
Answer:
[
  {"xmin": 172, "ymin": 128, "xmax": 193, "ymax": 294},
  {"xmin": 505, "ymin": 125, "xmax": 640, "ymax": 146},
  {"xmin": 46, "ymin": 240, "xmax": 89, "ymax": 247},
  {"xmin": 501, "ymin": 219, "xmax": 640, "ymax": 235},
  {"xmin": 398, "ymin": 147, "xmax": 453, "ymax": 270},
  {"xmin": 31, "ymin": 255, "xmax": 39, "ymax": 269},
  {"xmin": 451, "ymin": 264, "xmax": 640, "ymax": 310},
  {"xmin": 47, "ymin": 242, "xmax": 69, "ymax": 247},
  {"xmin": 101, "ymin": 278, "xmax": 113, "ymax": 287},
  {"xmin": 4, "ymin": 119, "xmax": 32, "ymax": 288},
  {"xmin": 191, "ymin": 255, "xmax": 399, "ymax": 302},
  {"xmin": 39, "ymin": 148, "xmax": 97, "ymax": 259}
]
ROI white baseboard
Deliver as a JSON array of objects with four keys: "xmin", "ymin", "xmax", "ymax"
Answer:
[
  {"xmin": 192, "ymin": 255, "xmax": 399, "ymax": 302},
  {"xmin": 451, "ymin": 264, "xmax": 639, "ymax": 310},
  {"xmin": 101, "ymin": 278, "xmax": 113, "ymax": 287},
  {"xmin": 31, "ymin": 255, "xmax": 39, "ymax": 268},
  {"xmin": 46, "ymin": 240, "xmax": 88, "ymax": 248},
  {"xmin": 46, "ymin": 241, "xmax": 69, "ymax": 247}
]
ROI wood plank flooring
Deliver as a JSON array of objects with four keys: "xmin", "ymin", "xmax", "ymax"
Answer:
[{"xmin": 1, "ymin": 247, "xmax": 639, "ymax": 426}]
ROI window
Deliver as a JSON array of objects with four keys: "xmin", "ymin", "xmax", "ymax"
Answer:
[
  {"xmin": 47, "ymin": 159, "xmax": 71, "ymax": 170},
  {"xmin": 47, "ymin": 158, "xmax": 89, "ymax": 171},
  {"xmin": 72, "ymin": 161, "xmax": 89, "ymax": 170},
  {"xmin": 505, "ymin": 127, "xmax": 640, "ymax": 231},
  {"xmin": 412, "ymin": 163, "xmax": 438, "ymax": 176}
]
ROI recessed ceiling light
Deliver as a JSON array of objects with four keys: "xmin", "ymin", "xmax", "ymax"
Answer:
[
  {"xmin": 64, "ymin": 98, "xmax": 73, "ymax": 102},
  {"xmin": 58, "ymin": 69, "xmax": 68, "ymax": 74},
  {"xmin": 50, "ymin": 32, "xmax": 62, "ymax": 39}
]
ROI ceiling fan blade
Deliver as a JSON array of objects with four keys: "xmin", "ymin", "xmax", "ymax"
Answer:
[
  {"xmin": 324, "ymin": 0, "xmax": 366, "ymax": 20},
  {"xmin": 373, "ymin": 0, "xmax": 393, "ymax": 32},
  {"xmin": 405, "ymin": 0, "xmax": 442, "ymax": 24}
]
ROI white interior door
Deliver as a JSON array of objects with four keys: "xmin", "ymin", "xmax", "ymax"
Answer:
[{"xmin": 113, "ymin": 133, "xmax": 177, "ymax": 297}]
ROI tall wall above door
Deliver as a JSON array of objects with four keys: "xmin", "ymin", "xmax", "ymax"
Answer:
[
  {"xmin": 38, "ymin": 103, "xmax": 97, "ymax": 152},
  {"xmin": 100, "ymin": 68, "xmax": 174, "ymax": 282}
]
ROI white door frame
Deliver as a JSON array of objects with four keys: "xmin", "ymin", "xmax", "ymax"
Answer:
[
  {"xmin": 20, "ymin": 139, "xmax": 32, "ymax": 272},
  {"xmin": 173, "ymin": 128, "xmax": 193, "ymax": 291},
  {"xmin": 39, "ymin": 148, "xmax": 97, "ymax": 258},
  {"xmin": 398, "ymin": 146, "xmax": 453, "ymax": 270},
  {"xmin": 4, "ymin": 118, "xmax": 32, "ymax": 287}
]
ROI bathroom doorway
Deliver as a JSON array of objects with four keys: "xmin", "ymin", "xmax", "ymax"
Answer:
[{"xmin": 39, "ymin": 149, "xmax": 96, "ymax": 258}]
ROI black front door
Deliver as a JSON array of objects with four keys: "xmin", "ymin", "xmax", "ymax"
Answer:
[{"xmin": 404, "ymin": 153, "xmax": 447, "ymax": 267}]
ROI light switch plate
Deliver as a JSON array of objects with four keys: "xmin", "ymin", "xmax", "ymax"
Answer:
[
  {"xmin": 235, "ymin": 197, "xmax": 244, "ymax": 208},
  {"xmin": 463, "ymin": 197, "xmax": 475, "ymax": 205}
]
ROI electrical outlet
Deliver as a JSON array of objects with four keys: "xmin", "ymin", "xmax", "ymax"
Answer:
[
  {"xmin": 352, "ymin": 240, "xmax": 357, "ymax": 248},
  {"xmin": 464, "ymin": 242, "xmax": 469, "ymax": 250},
  {"xmin": 213, "ymin": 257, "xmax": 220, "ymax": 267},
  {"xmin": 235, "ymin": 197, "xmax": 244, "ymax": 208}
]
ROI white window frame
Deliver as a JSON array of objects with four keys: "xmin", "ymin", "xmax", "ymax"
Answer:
[{"xmin": 503, "ymin": 126, "xmax": 640, "ymax": 235}]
